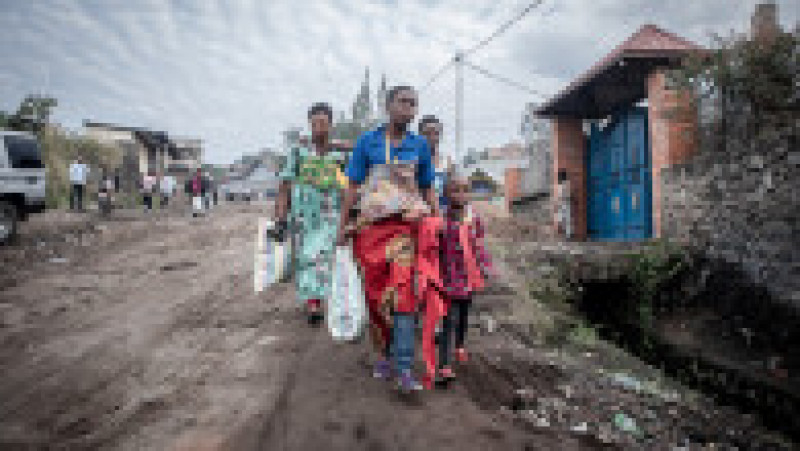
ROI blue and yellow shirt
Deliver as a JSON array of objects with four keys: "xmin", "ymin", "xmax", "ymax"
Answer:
[{"xmin": 345, "ymin": 124, "xmax": 435, "ymax": 189}]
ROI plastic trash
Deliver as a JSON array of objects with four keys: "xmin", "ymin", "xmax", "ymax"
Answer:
[
  {"xmin": 610, "ymin": 373, "xmax": 643, "ymax": 392},
  {"xmin": 570, "ymin": 422, "xmax": 589, "ymax": 434},
  {"xmin": 613, "ymin": 413, "xmax": 640, "ymax": 435}
]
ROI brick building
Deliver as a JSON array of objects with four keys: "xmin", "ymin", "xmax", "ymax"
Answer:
[{"xmin": 536, "ymin": 24, "xmax": 704, "ymax": 241}]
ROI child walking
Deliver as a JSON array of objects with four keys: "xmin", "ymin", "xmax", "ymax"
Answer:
[{"xmin": 437, "ymin": 176, "xmax": 493, "ymax": 385}]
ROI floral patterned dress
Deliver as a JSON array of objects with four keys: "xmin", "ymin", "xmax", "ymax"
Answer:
[{"xmin": 278, "ymin": 146, "xmax": 348, "ymax": 304}]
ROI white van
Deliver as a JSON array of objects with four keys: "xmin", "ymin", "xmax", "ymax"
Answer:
[{"xmin": 0, "ymin": 131, "xmax": 46, "ymax": 244}]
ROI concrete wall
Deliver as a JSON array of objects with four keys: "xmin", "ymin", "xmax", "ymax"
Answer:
[{"xmin": 660, "ymin": 126, "xmax": 799, "ymax": 309}]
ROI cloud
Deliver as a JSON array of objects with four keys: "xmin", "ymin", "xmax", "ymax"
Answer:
[{"xmin": 1, "ymin": 0, "xmax": 796, "ymax": 163}]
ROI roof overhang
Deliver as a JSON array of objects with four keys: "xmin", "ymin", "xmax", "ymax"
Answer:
[
  {"xmin": 84, "ymin": 120, "xmax": 182, "ymax": 159},
  {"xmin": 536, "ymin": 52, "xmax": 688, "ymax": 119},
  {"xmin": 535, "ymin": 24, "xmax": 705, "ymax": 119}
]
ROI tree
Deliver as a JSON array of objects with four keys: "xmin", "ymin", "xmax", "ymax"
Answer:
[
  {"xmin": 671, "ymin": 26, "xmax": 798, "ymax": 143},
  {"xmin": 5, "ymin": 95, "xmax": 58, "ymax": 135},
  {"xmin": 40, "ymin": 128, "xmax": 122, "ymax": 208}
]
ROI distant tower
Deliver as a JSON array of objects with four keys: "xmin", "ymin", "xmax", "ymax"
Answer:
[
  {"xmin": 352, "ymin": 67, "xmax": 373, "ymax": 127},
  {"xmin": 377, "ymin": 74, "xmax": 388, "ymax": 124},
  {"xmin": 751, "ymin": 1, "xmax": 779, "ymax": 43},
  {"xmin": 362, "ymin": 67, "xmax": 372, "ymax": 126}
]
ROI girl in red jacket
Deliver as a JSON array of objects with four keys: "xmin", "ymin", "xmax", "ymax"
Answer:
[{"xmin": 436, "ymin": 176, "xmax": 494, "ymax": 385}]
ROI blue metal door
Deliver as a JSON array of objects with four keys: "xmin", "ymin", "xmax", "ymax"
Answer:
[{"xmin": 587, "ymin": 107, "xmax": 652, "ymax": 241}]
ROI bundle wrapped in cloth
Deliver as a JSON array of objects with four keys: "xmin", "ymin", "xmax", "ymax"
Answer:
[{"xmin": 353, "ymin": 161, "xmax": 430, "ymax": 228}]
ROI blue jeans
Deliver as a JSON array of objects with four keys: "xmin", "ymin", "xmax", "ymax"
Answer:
[{"xmin": 392, "ymin": 313, "xmax": 416, "ymax": 375}]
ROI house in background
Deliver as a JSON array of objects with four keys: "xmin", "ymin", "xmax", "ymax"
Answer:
[
  {"xmin": 459, "ymin": 143, "xmax": 529, "ymax": 200},
  {"xmin": 518, "ymin": 101, "xmax": 552, "ymax": 197},
  {"xmin": 535, "ymin": 24, "xmax": 703, "ymax": 241},
  {"xmin": 504, "ymin": 102, "xmax": 553, "ymax": 210},
  {"xmin": 169, "ymin": 137, "xmax": 203, "ymax": 177},
  {"xmin": 84, "ymin": 121, "xmax": 203, "ymax": 191}
]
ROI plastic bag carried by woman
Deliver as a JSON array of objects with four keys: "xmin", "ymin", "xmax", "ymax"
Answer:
[{"xmin": 327, "ymin": 246, "xmax": 366, "ymax": 342}]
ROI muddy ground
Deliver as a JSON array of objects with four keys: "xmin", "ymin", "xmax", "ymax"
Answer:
[{"xmin": 0, "ymin": 204, "xmax": 793, "ymax": 450}]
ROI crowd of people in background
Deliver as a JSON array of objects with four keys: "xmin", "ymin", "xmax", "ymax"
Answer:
[{"xmin": 67, "ymin": 156, "xmax": 216, "ymax": 217}]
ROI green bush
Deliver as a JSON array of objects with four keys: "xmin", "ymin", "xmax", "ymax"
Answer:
[
  {"xmin": 671, "ymin": 27, "xmax": 798, "ymax": 137},
  {"xmin": 626, "ymin": 240, "xmax": 687, "ymax": 333}
]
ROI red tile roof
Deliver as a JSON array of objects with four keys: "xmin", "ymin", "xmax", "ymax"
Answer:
[{"xmin": 538, "ymin": 24, "xmax": 704, "ymax": 115}]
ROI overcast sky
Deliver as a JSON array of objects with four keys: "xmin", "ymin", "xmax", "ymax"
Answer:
[{"xmin": 1, "ymin": 0, "xmax": 797, "ymax": 164}]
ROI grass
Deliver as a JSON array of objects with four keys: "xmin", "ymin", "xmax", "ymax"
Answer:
[{"xmin": 567, "ymin": 322, "xmax": 601, "ymax": 348}]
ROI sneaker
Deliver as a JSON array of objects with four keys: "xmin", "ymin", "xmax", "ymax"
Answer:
[
  {"xmin": 372, "ymin": 359, "xmax": 391, "ymax": 380},
  {"xmin": 435, "ymin": 367, "xmax": 456, "ymax": 388},
  {"xmin": 306, "ymin": 299, "xmax": 323, "ymax": 326},
  {"xmin": 439, "ymin": 366, "xmax": 456, "ymax": 380},
  {"xmin": 397, "ymin": 371, "xmax": 423, "ymax": 392},
  {"xmin": 307, "ymin": 311, "xmax": 323, "ymax": 326},
  {"xmin": 455, "ymin": 348, "xmax": 468, "ymax": 363}
]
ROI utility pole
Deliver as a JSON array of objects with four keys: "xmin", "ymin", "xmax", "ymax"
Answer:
[{"xmin": 454, "ymin": 51, "xmax": 464, "ymax": 165}]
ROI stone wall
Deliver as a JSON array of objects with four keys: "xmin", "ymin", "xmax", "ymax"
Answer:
[
  {"xmin": 509, "ymin": 193, "xmax": 552, "ymax": 225},
  {"xmin": 660, "ymin": 125, "xmax": 799, "ymax": 309}
]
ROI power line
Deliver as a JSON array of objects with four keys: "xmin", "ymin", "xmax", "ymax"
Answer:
[
  {"xmin": 420, "ymin": 58, "xmax": 455, "ymax": 92},
  {"xmin": 463, "ymin": 0, "xmax": 545, "ymax": 58},
  {"xmin": 463, "ymin": 60, "xmax": 546, "ymax": 98},
  {"xmin": 418, "ymin": 0, "xmax": 547, "ymax": 91}
]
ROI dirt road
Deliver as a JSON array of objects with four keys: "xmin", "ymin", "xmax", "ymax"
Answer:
[
  {"xmin": 0, "ymin": 205, "xmax": 791, "ymax": 450},
  {"xmin": 0, "ymin": 205, "xmax": 575, "ymax": 450}
]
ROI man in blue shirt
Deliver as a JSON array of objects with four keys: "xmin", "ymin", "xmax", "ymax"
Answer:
[{"xmin": 338, "ymin": 85, "xmax": 439, "ymax": 393}]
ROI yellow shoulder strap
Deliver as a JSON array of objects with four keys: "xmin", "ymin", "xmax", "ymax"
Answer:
[
  {"xmin": 335, "ymin": 165, "xmax": 348, "ymax": 188},
  {"xmin": 332, "ymin": 151, "xmax": 349, "ymax": 188}
]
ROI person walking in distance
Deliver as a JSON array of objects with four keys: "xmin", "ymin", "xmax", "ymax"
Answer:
[
  {"xmin": 160, "ymin": 172, "xmax": 175, "ymax": 209},
  {"xmin": 191, "ymin": 168, "xmax": 204, "ymax": 217},
  {"xmin": 141, "ymin": 171, "xmax": 156, "ymax": 211},
  {"xmin": 69, "ymin": 156, "xmax": 89, "ymax": 211},
  {"xmin": 556, "ymin": 170, "xmax": 572, "ymax": 240},
  {"xmin": 98, "ymin": 166, "xmax": 115, "ymax": 216}
]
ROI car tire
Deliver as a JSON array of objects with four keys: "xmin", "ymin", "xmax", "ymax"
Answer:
[{"xmin": 0, "ymin": 200, "xmax": 19, "ymax": 245}]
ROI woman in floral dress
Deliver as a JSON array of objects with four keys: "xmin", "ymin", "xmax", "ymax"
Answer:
[{"xmin": 276, "ymin": 103, "xmax": 348, "ymax": 325}]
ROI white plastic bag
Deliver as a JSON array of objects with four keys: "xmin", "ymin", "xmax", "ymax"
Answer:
[
  {"xmin": 254, "ymin": 218, "xmax": 292, "ymax": 293},
  {"xmin": 327, "ymin": 246, "xmax": 366, "ymax": 342}
]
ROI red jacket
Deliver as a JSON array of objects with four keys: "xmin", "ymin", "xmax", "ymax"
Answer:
[{"xmin": 192, "ymin": 174, "xmax": 202, "ymax": 196}]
